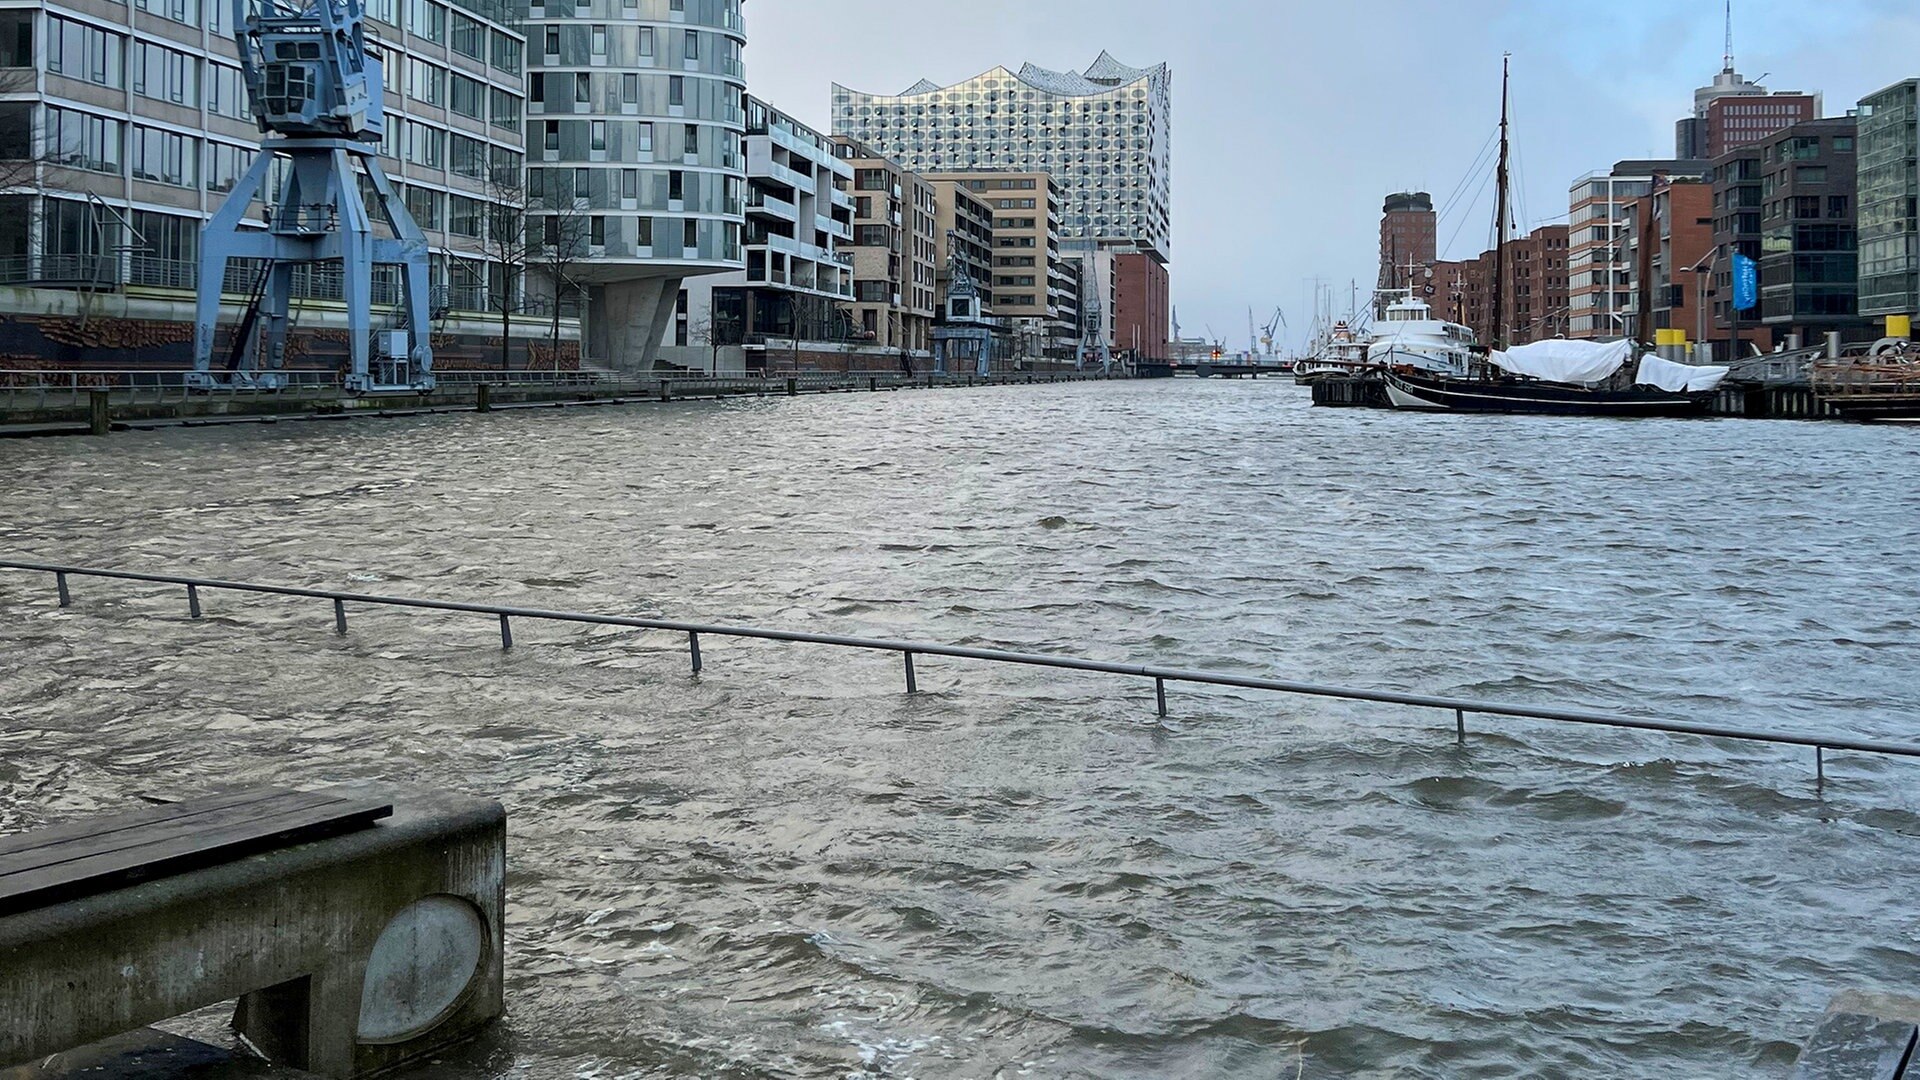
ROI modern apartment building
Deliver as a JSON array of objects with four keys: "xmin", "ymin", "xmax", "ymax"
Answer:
[
  {"xmin": 928, "ymin": 177, "xmax": 993, "ymax": 318},
  {"xmin": 0, "ymin": 0, "xmax": 541, "ymax": 366},
  {"xmin": 1567, "ymin": 160, "xmax": 1705, "ymax": 339},
  {"xmin": 670, "ymin": 94, "xmax": 852, "ymax": 370},
  {"xmin": 1707, "ymin": 143, "xmax": 1774, "ymax": 357},
  {"xmin": 925, "ymin": 169, "xmax": 1079, "ymax": 351},
  {"xmin": 1377, "ymin": 191, "xmax": 1436, "ymax": 313},
  {"xmin": 525, "ymin": 0, "xmax": 746, "ymax": 369},
  {"xmin": 1857, "ymin": 78, "xmax": 1919, "ymax": 327},
  {"xmin": 830, "ymin": 51, "xmax": 1172, "ymax": 266},
  {"xmin": 1755, "ymin": 117, "xmax": 1870, "ymax": 345},
  {"xmin": 832, "ymin": 136, "xmax": 935, "ymax": 356}
]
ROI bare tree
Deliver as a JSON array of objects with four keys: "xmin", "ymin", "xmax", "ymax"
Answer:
[
  {"xmin": 482, "ymin": 168, "xmax": 534, "ymax": 372},
  {"xmin": 530, "ymin": 187, "xmax": 588, "ymax": 370}
]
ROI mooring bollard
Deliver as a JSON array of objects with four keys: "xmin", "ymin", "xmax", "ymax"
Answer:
[
  {"xmin": 333, "ymin": 597, "xmax": 348, "ymax": 636},
  {"xmin": 869, "ymin": 376, "xmax": 877, "ymax": 392},
  {"xmin": 660, "ymin": 379, "xmax": 672, "ymax": 402},
  {"xmin": 476, "ymin": 383, "xmax": 492, "ymax": 412},
  {"xmin": 688, "ymin": 631, "xmax": 702, "ymax": 674},
  {"xmin": 87, "ymin": 390, "xmax": 109, "ymax": 436},
  {"xmin": 785, "ymin": 377, "xmax": 797, "ymax": 396}
]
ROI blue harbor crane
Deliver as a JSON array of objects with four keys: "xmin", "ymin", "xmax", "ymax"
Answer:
[{"xmin": 191, "ymin": 0, "xmax": 434, "ymax": 393}]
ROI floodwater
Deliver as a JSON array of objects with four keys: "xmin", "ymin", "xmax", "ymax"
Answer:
[{"xmin": 3, "ymin": 380, "xmax": 1920, "ymax": 1079}]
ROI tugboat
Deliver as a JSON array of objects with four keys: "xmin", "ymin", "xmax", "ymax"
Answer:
[{"xmin": 1367, "ymin": 290, "xmax": 1478, "ymax": 376}]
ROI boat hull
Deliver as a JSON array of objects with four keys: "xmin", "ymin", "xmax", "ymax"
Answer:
[{"xmin": 1384, "ymin": 371, "xmax": 1713, "ymax": 417}]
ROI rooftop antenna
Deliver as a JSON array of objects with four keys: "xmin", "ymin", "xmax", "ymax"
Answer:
[{"xmin": 1723, "ymin": 0, "xmax": 1734, "ymax": 72}]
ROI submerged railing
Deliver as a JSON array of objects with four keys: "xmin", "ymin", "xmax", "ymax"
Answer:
[{"xmin": 3, "ymin": 559, "xmax": 1913, "ymax": 786}]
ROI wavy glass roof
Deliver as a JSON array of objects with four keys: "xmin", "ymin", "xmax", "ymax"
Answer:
[{"xmin": 843, "ymin": 51, "xmax": 1169, "ymax": 100}]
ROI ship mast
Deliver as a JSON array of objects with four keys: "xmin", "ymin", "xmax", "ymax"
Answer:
[{"xmin": 1490, "ymin": 54, "xmax": 1511, "ymax": 352}]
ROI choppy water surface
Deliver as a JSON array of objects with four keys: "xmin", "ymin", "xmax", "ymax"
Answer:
[{"xmin": 4, "ymin": 380, "xmax": 1920, "ymax": 1079}]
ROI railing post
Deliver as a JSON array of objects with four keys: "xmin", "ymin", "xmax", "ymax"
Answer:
[
  {"xmin": 54, "ymin": 571, "xmax": 70, "ymax": 607},
  {"xmin": 903, "ymin": 651, "xmax": 917, "ymax": 694},
  {"xmin": 1155, "ymin": 677, "xmax": 1167, "ymax": 718},
  {"xmin": 688, "ymin": 631, "xmax": 702, "ymax": 674},
  {"xmin": 1816, "ymin": 745, "xmax": 1825, "ymax": 789},
  {"xmin": 498, "ymin": 613, "xmax": 513, "ymax": 650},
  {"xmin": 1456, "ymin": 709, "xmax": 1467, "ymax": 744},
  {"xmin": 186, "ymin": 584, "xmax": 201, "ymax": 620},
  {"xmin": 785, "ymin": 377, "xmax": 797, "ymax": 396},
  {"xmin": 333, "ymin": 598, "xmax": 348, "ymax": 636}
]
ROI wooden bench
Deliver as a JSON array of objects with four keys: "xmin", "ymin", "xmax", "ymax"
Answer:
[
  {"xmin": 0, "ymin": 783, "xmax": 504, "ymax": 1079},
  {"xmin": 0, "ymin": 788, "xmax": 393, "ymax": 917}
]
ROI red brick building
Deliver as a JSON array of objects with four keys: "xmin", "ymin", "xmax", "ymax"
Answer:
[
  {"xmin": 1429, "ymin": 226, "xmax": 1570, "ymax": 347},
  {"xmin": 1705, "ymin": 93, "xmax": 1819, "ymax": 158},
  {"xmin": 1113, "ymin": 253, "xmax": 1169, "ymax": 361},
  {"xmin": 1378, "ymin": 192, "xmax": 1437, "ymax": 314}
]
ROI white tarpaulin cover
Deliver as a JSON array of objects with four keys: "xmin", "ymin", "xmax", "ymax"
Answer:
[
  {"xmin": 1633, "ymin": 354, "xmax": 1731, "ymax": 392},
  {"xmin": 1488, "ymin": 338, "xmax": 1633, "ymax": 384}
]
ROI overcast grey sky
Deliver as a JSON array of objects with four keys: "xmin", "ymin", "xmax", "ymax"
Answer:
[{"xmin": 746, "ymin": 0, "xmax": 1920, "ymax": 350}]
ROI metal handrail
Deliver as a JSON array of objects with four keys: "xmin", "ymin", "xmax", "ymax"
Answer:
[{"xmin": 1, "ymin": 560, "xmax": 1909, "ymax": 782}]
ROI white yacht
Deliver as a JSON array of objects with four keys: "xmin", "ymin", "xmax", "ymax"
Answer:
[
  {"xmin": 1366, "ymin": 292, "xmax": 1478, "ymax": 377},
  {"xmin": 1294, "ymin": 320, "xmax": 1371, "ymax": 382}
]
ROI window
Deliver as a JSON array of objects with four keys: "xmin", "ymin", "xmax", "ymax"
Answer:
[
  {"xmin": 490, "ymin": 31, "xmax": 521, "ymax": 74},
  {"xmin": 621, "ymin": 168, "xmax": 637, "ymax": 200},
  {"xmin": 131, "ymin": 125, "xmax": 195, "ymax": 186},
  {"xmin": 405, "ymin": 184, "xmax": 441, "ymax": 229},
  {"xmin": 208, "ymin": 64, "xmax": 250, "ymax": 121},
  {"xmin": 544, "ymin": 27, "xmax": 559, "ymax": 55},
  {"xmin": 589, "ymin": 215, "xmax": 604, "ymax": 246},
  {"xmin": 131, "ymin": 40, "xmax": 196, "ymax": 104},
  {"xmin": 591, "ymin": 25, "xmax": 606, "ymax": 55},
  {"xmin": 684, "ymin": 30, "xmax": 697, "ymax": 60},
  {"xmin": 450, "ymin": 133, "xmax": 485, "ymax": 178},
  {"xmin": 134, "ymin": 0, "xmax": 197, "ymax": 27},
  {"xmin": 45, "ymin": 107, "xmax": 122, "ymax": 174},
  {"xmin": 683, "ymin": 218, "xmax": 697, "ymax": 248},
  {"xmin": 622, "ymin": 73, "xmax": 638, "ymax": 104},
  {"xmin": 1833, "ymin": 136, "xmax": 1854, "ymax": 152},
  {"xmin": 638, "ymin": 26, "xmax": 654, "ymax": 55},
  {"xmin": 683, "ymin": 125, "xmax": 697, "ymax": 156},
  {"xmin": 637, "ymin": 122, "xmax": 653, "ymax": 154},
  {"xmin": 405, "ymin": 0, "xmax": 445, "ymax": 43},
  {"xmin": 572, "ymin": 166, "xmax": 588, "ymax": 198},
  {"xmin": 406, "ymin": 122, "xmax": 444, "ymax": 167},
  {"xmin": 1795, "ymin": 166, "xmax": 1827, "ymax": 185},
  {"xmin": 205, "ymin": 142, "xmax": 250, "ymax": 192},
  {"xmin": 407, "ymin": 59, "xmax": 445, "ymax": 106},
  {"xmin": 669, "ymin": 170, "xmax": 683, "ymax": 201},
  {"xmin": 451, "ymin": 12, "xmax": 484, "ymax": 59},
  {"xmin": 574, "ymin": 72, "xmax": 590, "ymax": 104},
  {"xmin": 489, "ymin": 87, "xmax": 520, "ymax": 132},
  {"xmin": 669, "ymin": 76, "xmax": 683, "ymax": 106},
  {"xmin": 449, "ymin": 195, "xmax": 481, "ymax": 237},
  {"xmin": 0, "ymin": 11, "xmax": 29, "ymax": 67},
  {"xmin": 637, "ymin": 217, "xmax": 653, "ymax": 247},
  {"xmin": 591, "ymin": 120, "xmax": 606, "ymax": 151},
  {"xmin": 48, "ymin": 18, "xmax": 124, "ymax": 88},
  {"xmin": 542, "ymin": 120, "xmax": 558, "ymax": 153},
  {"xmin": 450, "ymin": 74, "xmax": 484, "ymax": 119},
  {"xmin": 1829, "ymin": 195, "xmax": 1848, "ymax": 219},
  {"xmin": 489, "ymin": 144, "xmax": 520, "ymax": 182}
]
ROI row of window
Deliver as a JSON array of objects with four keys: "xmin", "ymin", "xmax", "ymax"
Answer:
[{"xmin": 366, "ymin": 0, "xmax": 524, "ymax": 74}]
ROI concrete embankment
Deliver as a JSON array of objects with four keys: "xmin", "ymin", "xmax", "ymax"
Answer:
[{"xmin": 0, "ymin": 371, "xmax": 1114, "ymax": 438}]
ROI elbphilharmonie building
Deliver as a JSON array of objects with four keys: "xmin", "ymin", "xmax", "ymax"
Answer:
[{"xmin": 830, "ymin": 52, "xmax": 1171, "ymax": 262}]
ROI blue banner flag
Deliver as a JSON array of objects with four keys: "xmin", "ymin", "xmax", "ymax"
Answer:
[{"xmin": 1733, "ymin": 252, "xmax": 1759, "ymax": 312}]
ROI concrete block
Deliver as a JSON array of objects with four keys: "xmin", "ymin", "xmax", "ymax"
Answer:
[{"xmin": 0, "ymin": 784, "xmax": 505, "ymax": 1079}]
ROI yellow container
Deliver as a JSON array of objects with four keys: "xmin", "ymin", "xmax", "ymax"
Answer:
[
  {"xmin": 1889, "ymin": 314, "xmax": 1913, "ymax": 340},
  {"xmin": 1654, "ymin": 328, "xmax": 1688, "ymax": 347}
]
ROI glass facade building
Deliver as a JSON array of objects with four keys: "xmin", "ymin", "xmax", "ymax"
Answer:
[
  {"xmin": 0, "ymin": 0, "xmax": 527, "ymax": 322},
  {"xmin": 1857, "ymin": 79, "xmax": 1919, "ymax": 322},
  {"xmin": 525, "ymin": 0, "xmax": 745, "ymax": 367},
  {"xmin": 829, "ymin": 52, "xmax": 1171, "ymax": 266}
]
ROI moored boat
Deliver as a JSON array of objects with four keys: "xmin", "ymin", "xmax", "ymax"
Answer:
[{"xmin": 1384, "ymin": 369, "xmax": 1714, "ymax": 417}]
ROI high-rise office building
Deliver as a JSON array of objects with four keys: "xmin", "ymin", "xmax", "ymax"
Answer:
[
  {"xmin": 829, "ymin": 52, "xmax": 1171, "ymax": 265},
  {"xmin": 1567, "ymin": 160, "xmax": 1706, "ymax": 339},
  {"xmin": 524, "ymin": 0, "xmax": 746, "ymax": 370},
  {"xmin": 1857, "ymin": 79, "xmax": 1919, "ymax": 326}
]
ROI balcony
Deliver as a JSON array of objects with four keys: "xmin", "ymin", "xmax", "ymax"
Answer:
[
  {"xmin": 763, "ymin": 160, "xmax": 815, "ymax": 196},
  {"xmin": 747, "ymin": 190, "xmax": 798, "ymax": 222}
]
